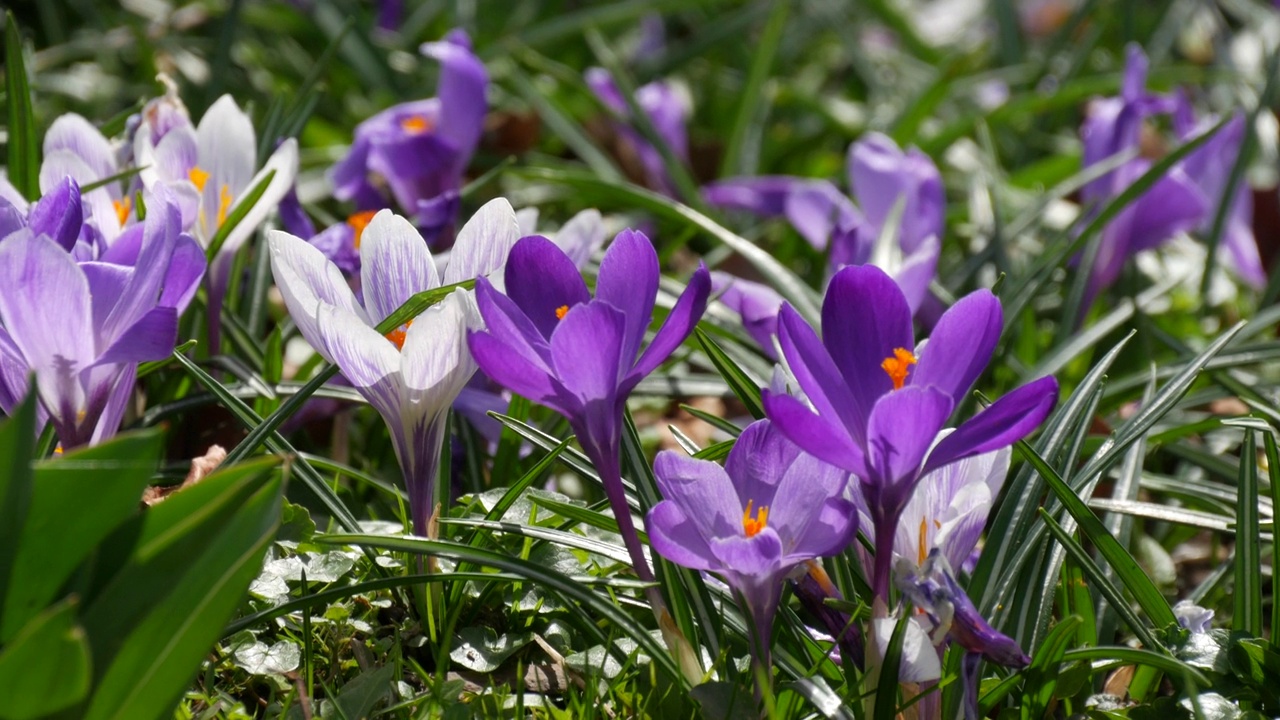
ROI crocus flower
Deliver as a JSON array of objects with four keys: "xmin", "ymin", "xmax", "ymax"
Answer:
[
  {"xmin": 466, "ymin": 229, "xmax": 710, "ymax": 636},
  {"xmin": 1173, "ymin": 600, "xmax": 1214, "ymax": 634},
  {"xmin": 647, "ymin": 419, "xmax": 857, "ymax": 675},
  {"xmin": 135, "ymin": 94, "xmax": 299, "ymax": 349},
  {"xmin": 330, "ymin": 29, "xmax": 486, "ymax": 238},
  {"xmin": 0, "ymin": 177, "xmax": 85, "ymax": 256},
  {"xmin": 0, "ymin": 197, "xmax": 205, "ymax": 448},
  {"xmin": 896, "ymin": 552, "xmax": 1031, "ymax": 720},
  {"xmin": 268, "ymin": 199, "xmax": 519, "ymax": 535},
  {"xmin": 37, "ymin": 113, "xmax": 127, "ymax": 247},
  {"xmin": 705, "ymin": 132, "xmax": 942, "ymax": 313},
  {"xmin": 585, "ymin": 68, "xmax": 690, "ymax": 196},
  {"xmin": 762, "ymin": 265, "xmax": 1058, "ymax": 598},
  {"xmin": 514, "ymin": 207, "xmax": 606, "ymax": 269},
  {"xmin": 710, "ymin": 271, "xmax": 784, "ymax": 358}
]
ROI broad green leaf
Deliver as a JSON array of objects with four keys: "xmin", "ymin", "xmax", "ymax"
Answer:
[
  {"xmin": 0, "ymin": 598, "xmax": 90, "ymax": 720},
  {"xmin": 0, "ymin": 389, "xmax": 37, "ymax": 638},
  {"xmin": 1, "ymin": 428, "xmax": 165, "ymax": 641},
  {"xmin": 82, "ymin": 458, "xmax": 282, "ymax": 720}
]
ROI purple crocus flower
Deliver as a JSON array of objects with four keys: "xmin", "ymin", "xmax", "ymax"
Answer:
[
  {"xmin": 897, "ymin": 552, "xmax": 1031, "ymax": 720},
  {"xmin": 0, "ymin": 196, "xmax": 205, "ymax": 448},
  {"xmin": 268, "ymin": 200, "xmax": 520, "ymax": 535},
  {"xmin": 762, "ymin": 265, "xmax": 1058, "ymax": 598},
  {"xmin": 330, "ymin": 29, "xmax": 486, "ymax": 236},
  {"xmin": 585, "ymin": 68, "xmax": 690, "ymax": 196},
  {"xmin": 705, "ymin": 133, "xmax": 943, "ymax": 314},
  {"xmin": 647, "ymin": 419, "xmax": 857, "ymax": 676},
  {"xmin": 0, "ymin": 177, "xmax": 85, "ymax": 255},
  {"xmin": 466, "ymin": 229, "xmax": 710, "ymax": 625}
]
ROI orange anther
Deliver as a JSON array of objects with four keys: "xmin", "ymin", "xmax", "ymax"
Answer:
[
  {"xmin": 742, "ymin": 499, "xmax": 769, "ymax": 538},
  {"xmin": 880, "ymin": 347, "xmax": 917, "ymax": 391}
]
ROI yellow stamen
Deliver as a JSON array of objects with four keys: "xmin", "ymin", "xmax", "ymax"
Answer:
[
  {"xmin": 215, "ymin": 184, "xmax": 233, "ymax": 227},
  {"xmin": 918, "ymin": 516, "xmax": 929, "ymax": 566},
  {"xmin": 113, "ymin": 196, "xmax": 132, "ymax": 226},
  {"xmin": 385, "ymin": 319, "xmax": 414, "ymax": 350},
  {"xmin": 880, "ymin": 347, "xmax": 917, "ymax": 391},
  {"xmin": 346, "ymin": 210, "xmax": 379, "ymax": 251},
  {"xmin": 400, "ymin": 115, "xmax": 433, "ymax": 134},
  {"xmin": 188, "ymin": 166, "xmax": 210, "ymax": 192},
  {"xmin": 806, "ymin": 560, "xmax": 839, "ymax": 596},
  {"xmin": 742, "ymin": 499, "xmax": 769, "ymax": 538},
  {"xmin": 555, "ymin": 305, "xmax": 569, "ymax": 321}
]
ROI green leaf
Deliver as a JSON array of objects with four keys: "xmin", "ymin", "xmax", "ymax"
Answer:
[
  {"xmin": 4, "ymin": 12, "xmax": 38, "ymax": 200},
  {"xmin": 694, "ymin": 329, "xmax": 764, "ymax": 419},
  {"xmin": 81, "ymin": 457, "xmax": 283, "ymax": 720},
  {"xmin": 719, "ymin": 1, "xmax": 787, "ymax": 177},
  {"xmin": 1233, "ymin": 429, "xmax": 1263, "ymax": 636},
  {"xmin": 0, "ymin": 389, "xmax": 37, "ymax": 638},
  {"xmin": 1267, "ymin": 431, "xmax": 1280, "ymax": 648},
  {"xmin": 0, "ymin": 598, "xmax": 90, "ymax": 720},
  {"xmin": 204, "ymin": 169, "xmax": 277, "ymax": 261},
  {"xmin": 873, "ymin": 612, "xmax": 910, "ymax": 720},
  {"xmin": 1018, "ymin": 615, "xmax": 1081, "ymax": 718},
  {"xmin": 1, "ymin": 428, "xmax": 165, "ymax": 641}
]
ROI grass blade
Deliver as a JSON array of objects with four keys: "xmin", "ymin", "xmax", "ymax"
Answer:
[
  {"xmin": 1233, "ymin": 428, "xmax": 1263, "ymax": 636},
  {"xmin": 4, "ymin": 12, "xmax": 39, "ymax": 201}
]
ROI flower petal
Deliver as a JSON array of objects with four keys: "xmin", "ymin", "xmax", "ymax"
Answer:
[
  {"xmin": 420, "ymin": 29, "xmax": 488, "ymax": 172},
  {"xmin": 724, "ymin": 419, "xmax": 802, "ymax": 509},
  {"xmin": 862, "ymin": 386, "xmax": 953, "ymax": 500},
  {"xmin": 360, "ymin": 209, "xmax": 440, "ymax": 323},
  {"xmin": 595, "ymin": 229, "xmax": 659, "ymax": 364},
  {"xmin": 910, "ymin": 288, "xmax": 1001, "ymax": 405},
  {"xmin": 313, "ymin": 301, "xmax": 403, "ymax": 418},
  {"xmin": 550, "ymin": 301, "xmax": 626, "ymax": 403},
  {"xmin": 783, "ymin": 180, "xmax": 861, "ymax": 251},
  {"xmin": 93, "ymin": 306, "xmax": 177, "ymax": 366},
  {"xmin": 268, "ymin": 229, "xmax": 366, "ymax": 357},
  {"xmin": 27, "ymin": 176, "xmax": 83, "ymax": 251},
  {"xmin": 646, "ymin": 501, "xmax": 717, "ymax": 572},
  {"xmin": 443, "ymin": 197, "xmax": 520, "ymax": 285},
  {"xmin": 503, "ymin": 235, "xmax": 590, "ymax": 339},
  {"xmin": 821, "ymin": 265, "xmax": 914, "ymax": 422},
  {"xmin": 775, "ymin": 303, "xmax": 865, "ymax": 443},
  {"xmin": 214, "ymin": 138, "xmax": 298, "ymax": 256},
  {"xmin": 467, "ymin": 329, "xmax": 562, "ymax": 411},
  {"xmin": 628, "ymin": 263, "xmax": 710, "ymax": 383},
  {"xmin": 761, "ymin": 389, "xmax": 864, "ymax": 472},
  {"xmin": 653, "ymin": 449, "xmax": 744, "ymax": 546},
  {"xmin": 848, "ymin": 133, "xmax": 944, "ymax": 254},
  {"xmin": 923, "ymin": 376, "xmax": 1059, "ymax": 476},
  {"xmin": 553, "ymin": 208, "xmax": 605, "ymax": 269}
]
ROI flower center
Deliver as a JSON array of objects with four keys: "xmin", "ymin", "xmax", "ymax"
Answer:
[
  {"xmin": 555, "ymin": 305, "xmax": 569, "ymax": 321},
  {"xmin": 385, "ymin": 319, "xmax": 413, "ymax": 350},
  {"xmin": 880, "ymin": 347, "xmax": 917, "ymax": 391},
  {"xmin": 346, "ymin": 210, "xmax": 379, "ymax": 250},
  {"xmin": 400, "ymin": 115, "xmax": 433, "ymax": 134},
  {"xmin": 113, "ymin": 196, "xmax": 132, "ymax": 226},
  {"xmin": 188, "ymin": 166, "xmax": 210, "ymax": 191},
  {"xmin": 742, "ymin": 499, "xmax": 769, "ymax": 538}
]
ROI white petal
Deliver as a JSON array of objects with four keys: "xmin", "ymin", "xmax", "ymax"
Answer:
[
  {"xmin": 871, "ymin": 615, "xmax": 942, "ymax": 684},
  {"xmin": 313, "ymin": 302, "xmax": 403, "ymax": 419},
  {"xmin": 43, "ymin": 113, "xmax": 117, "ymax": 180},
  {"xmin": 213, "ymin": 138, "xmax": 299, "ymax": 256},
  {"xmin": 553, "ymin": 208, "xmax": 605, "ymax": 269},
  {"xmin": 515, "ymin": 207, "xmax": 539, "ymax": 237},
  {"xmin": 268, "ymin": 229, "xmax": 365, "ymax": 356},
  {"xmin": 443, "ymin": 197, "xmax": 520, "ymax": 285},
  {"xmin": 399, "ymin": 291, "xmax": 479, "ymax": 405},
  {"xmin": 360, "ymin": 209, "xmax": 440, "ymax": 323}
]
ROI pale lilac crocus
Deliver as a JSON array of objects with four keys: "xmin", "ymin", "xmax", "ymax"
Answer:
[
  {"xmin": 647, "ymin": 419, "xmax": 856, "ymax": 676},
  {"xmin": 586, "ymin": 68, "xmax": 690, "ymax": 196},
  {"xmin": 135, "ymin": 94, "xmax": 299, "ymax": 349},
  {"xmin": 36, "ymin": 113, "xmax": 128, "ymax": 247},
  {"xmin": 466, "ymin": 229, "xmax": 710, "ymax": 655},
  {"xmin": 268, "ymin": 199, "xmax": 519, "ymax": 535},
  {"xmin": 330, "ymin": 29, "xmax": 486, "ymax": 238},
  {"xmin": 0, "ymin": 177, "xmax": 85, "ymax": 255},
  {"xmin": 0, "ymin": 197, "xmax": 205, "ymax": 448},
  {"xmin": 763, "ymin": 265, "xmax": 1058, "ymax": 599},
  {"xmin": 705, "ymin": 132, "xmax": 942, "ymax": 313}
]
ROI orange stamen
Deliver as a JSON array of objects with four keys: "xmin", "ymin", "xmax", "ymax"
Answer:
[
  {"xmin": 188, "ymin": 166, "xmax": 210, "ymax": 192},
  {"xmin": 555, "ymin": 305, "xmax": 569, "ymax": 321},
  {"xmin": 385, "ymin": 319, "xmax": 414, "ymax": 350},
  {"xmin": 880, "ymin": 347, "xmax": 917, "ymax": 391},
  {"xmin": 400, "ymin": 115, "xmax": 433, "ymax": 134},
  {"xmin": 742, "ymin": 499, "xmax": 769, "ymax": 538},
  {"xmin": 113, "ymin": 196, "xmax": 132, "ymax": 226},
  {"xmin": 215, "ymin": 184, "xmax": 233, "ymax": 227},
  {"xmin": 918, "ymin": 516, "xmax": 929, "ymax": 566},
  {"xmin": 346, "ymin": 210, "xmax": 379, "ymax": 250}
]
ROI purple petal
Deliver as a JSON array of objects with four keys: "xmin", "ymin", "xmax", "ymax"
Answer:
[
  {"xmin": 27, "ymin": 176, "xmax": 83, "ymax": 251},
  {"xmin": 503, "ymin": 235, "xmax": 590, "ymax": 339},
  {"xmin": 710, "ymin": 271, "xmax": 783, "ymax": 355},
  {"xmin": 627, "ymin": 263, "xmax": 710, "ymax": 384},
  {"xmin": 723, "ymin": 419, "xmax": 803, "ymax": 509},
  {"xmin": 710, "ymin": 531, "xmax": 784, "ymax": 584},
  {"xmin": 159, "ymin": 233, "xmax": 207, "ymax": 312},
  {"xmin": 595, "ymin": 229, "xmax": 658, "ymax": 364},
  {"xmin": 367, "ymin": 131, "xmax": 457, "ymax": 212},
  {"xmin": 848, "ymin": 133, "xmax": 944, "ymax": 254},
  {"xmin": 923, "ymin": 376, "xmax": 1059, "ymax": 475},
  {"xmin": 553, "ymin": 208, "xmax": 605, "ymax": 269},
  {"xmin": 550, "ymin": 301, "xmax": 626, "ymax": 403},
  {"xmin": 420, "ymin": 29, "xmax": 488, "ymax": 174},
  {"xmin": 769, "ymin": 451, "xmax": 857, "ymax": 560},
  {"xmin": 43, "ymin": 113, "xmax": 117, "ymax": 180},
  {"xmin": 93, "ymin": 306, "xmax": 177, "ymax": 366},
  {"xmin": 313, "ymin": 302, "xmax": 403, "ymax": 419},
  {"xmin": 761, "ymin": 389, "xmax": 864, "ymax": 472},
  {"xmin": 861, "ymin": 386, "xmax": 953, "ymax": 495},
  {"xmin": 821, "ymin": 265, "xmax": 914, "ymax": 425},
  {"xmin": 783, "ymin": 180, "xmax": 861, "ymax": 251},
  {"xmin": 646, "ymin": 501, "xmax": 717, "ymax": 572},
  {"xmin": 80, "ymin": 261, "xmax": 131, "ymax": 331},
  {"xmin": 775, "ymin": 303, "xmax": 865, "ymax": 443},
  {"xmin": 467, "ymin": 329, "xmax": 562, "ymax": 411},
  {"xmin": 474, "ymin": 276, "xmax": 553, "ymax": 368},
  {"xmin": 702, "ymin": 176, "xmax": 806, "ymax": 218},
  {"xmin": 910, "ymin": 289, "xmax": 1001, "ymax": 406},
  {"xmin": 652, "ymin": 449, "xmax": 742, "ymax": 544}
]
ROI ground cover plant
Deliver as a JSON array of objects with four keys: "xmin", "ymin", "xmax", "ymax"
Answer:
[{"xmin": 3, "ymin": 0, "xmax": 1280, "ymax": 718}]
